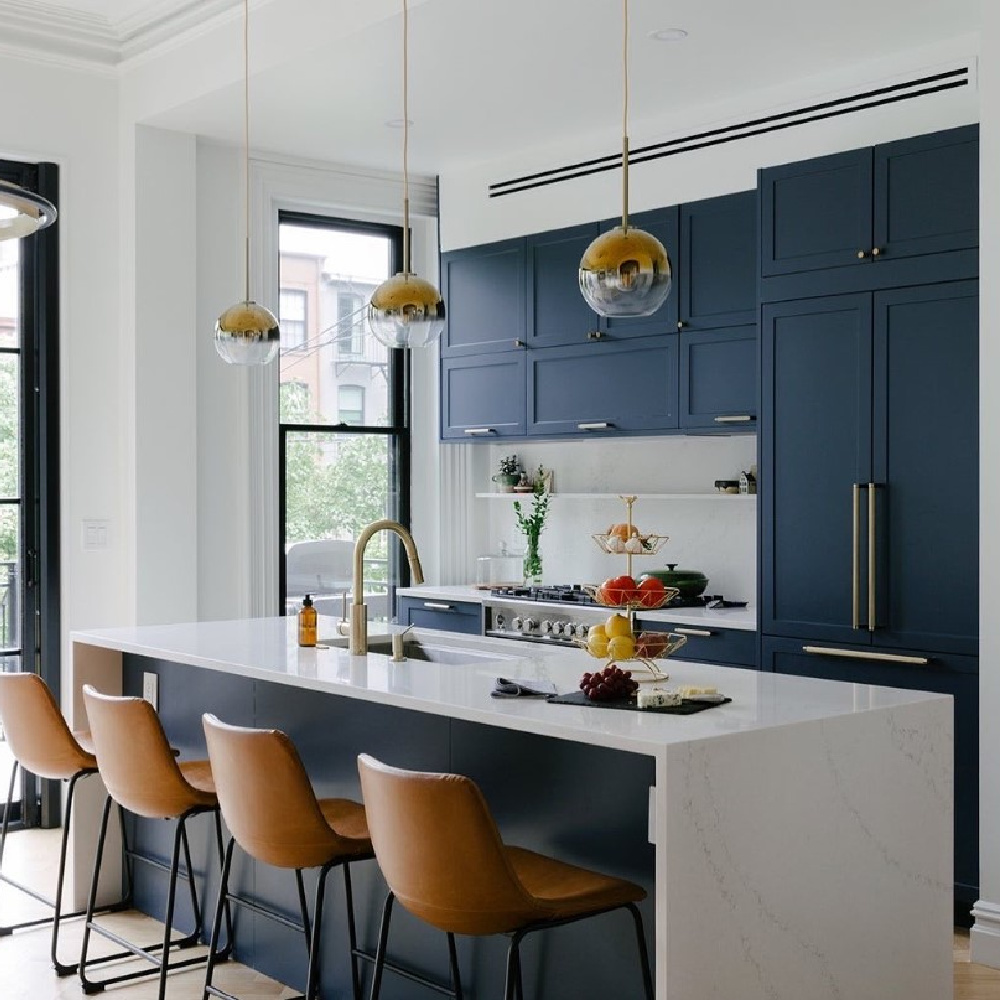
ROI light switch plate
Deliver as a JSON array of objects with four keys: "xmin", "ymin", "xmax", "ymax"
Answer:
[{"xmin": 142, "ymin": 672, "xmax": 158, "ymax": 711}]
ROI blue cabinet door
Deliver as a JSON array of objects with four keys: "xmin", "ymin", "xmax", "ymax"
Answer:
[
  {"xmin": 761, "ymin": 635, "xmax": 978, "ymax": 905},
  {"xmin": 527, "ymin": 223, "xmax": 605, "ymax": 348},
  {"xmin": 440, "ymin": 353, "xmax": 526, "ymax": 440},
  {"xmin": 397, "ymin": 597, "xmax": 482, "ymax": 634},
  {"xmin": 873, "ymin": 125, "xmax": 978, "ymax": 262},
  {"xmin": 760, "ymin": 295, "xmax": 873, "ymax": 643},
  {"xmin": 680, "ymin": 191, "xmax": 756, "ymax": 329},
  {"xmin": 598, "ymin": 207, "xmax": 680, "ymax": 338},
  {"xmin": 527, "ymin": 337, "xmax": 678, "ymax": 437},
  {"xmin": 679, "ymin": 323, "xmax": 757, "ymax": 430},
  {"xmin": 760, "ymin": 148, "xmax": 872, "ymax": 277},
  {"xmin": 441, "ymin": 238, "xmax": 526, "ymax": 357},
  {"xmin": 872, "ymin": 281, "xmax": 978, "ymax": 655}
]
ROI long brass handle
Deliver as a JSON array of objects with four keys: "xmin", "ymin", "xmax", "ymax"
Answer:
[
  {"xmin": 578, "ymin": 422, "xmax": 612, "ymax": 431},
  {"xmin": 852, "ymin": 484, "xmax": 861, "ymax": 629},
  {"xmin": 463, "ymin": 428, "xmax": 496, "ymax": 436},
  {"xmin": 714, "ymin": 414, "xmax": 754, "ymax": 424},
  {"xmin": 674, "ymin": 627, "xmax": 713, "ymax": 637},
  {"xmin": 423, "ymin": 601, "xmax": 453, "ymax": 611},
  {"xmin": 802, "ymin": 646, "xmax": 929, "ymax": 666},
  {"xmin": 868, "ymin": 482, "xmax": 877, "ymax": 631}
]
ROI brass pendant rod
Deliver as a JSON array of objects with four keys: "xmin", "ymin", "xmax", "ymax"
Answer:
[
  {"xmin": 402, "ymin": 0, "xmax": 411, "ymax": 278},
  {"xmin": 242, "ymin": 0, "xmax": 251, "ymax": 302},
  {"xmin": 621, "ymin": 0, "xmax": 629, "ymax": 233}
]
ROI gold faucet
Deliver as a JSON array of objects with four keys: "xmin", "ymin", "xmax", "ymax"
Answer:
[{"xmin": 347, "ymin": 519, "xmax": 424, "ymax": 656}]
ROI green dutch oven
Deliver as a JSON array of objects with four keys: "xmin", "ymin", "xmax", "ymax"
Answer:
[{"xmin": 640, "ymin": 564, "xmax": 709, "ymax": 601}]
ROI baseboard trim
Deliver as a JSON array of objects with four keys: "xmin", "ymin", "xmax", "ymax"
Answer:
[{"xmin": 970, "ymin": 899, "xmax": 1000, "ymax": 967}]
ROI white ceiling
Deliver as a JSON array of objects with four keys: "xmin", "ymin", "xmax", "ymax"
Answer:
[{"xmin": 5, "ymin": 0, "xmax": 982, "ymax": 173}]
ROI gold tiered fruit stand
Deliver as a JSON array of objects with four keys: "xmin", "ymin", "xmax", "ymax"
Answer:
[{"xmin": 583, "ymin": 496, "xmax": 687, "ymax": 681}]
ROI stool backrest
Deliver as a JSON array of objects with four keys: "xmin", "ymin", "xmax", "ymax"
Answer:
[
  {"xmin": 357, "ymin": 754, "xmax": 542, "ymax": 935},
  {"xmin": 0, "ymin": 672, "xmax": 95, "ymax": 780},
  {"xmin": 83, "ymin": 685, "xmax": 211, "ymax": 819},
  {"xmin": 203, "ymin": 714, "xmax": 347, "ymax": 869}
]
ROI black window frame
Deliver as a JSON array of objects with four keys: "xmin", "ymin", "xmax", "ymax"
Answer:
[{"xmin": 276, "ymin": 210, "xmax": 410, "ymax": 616}]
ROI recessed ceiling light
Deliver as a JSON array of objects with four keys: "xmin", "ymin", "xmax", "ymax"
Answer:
[
  {"xmin": 385, "ymin": 118, "xmax": 414, "ymax": 129},
  {"xmin": 649, "ymin": 27, "xmax": 688, "ymax": 42}
]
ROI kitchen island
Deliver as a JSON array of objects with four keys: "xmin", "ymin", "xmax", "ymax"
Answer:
[{"xmin": 69, "ymin": 617, "xmax": 952, "ymax": 1000}]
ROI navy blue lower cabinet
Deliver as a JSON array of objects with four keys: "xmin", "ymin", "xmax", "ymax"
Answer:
[
  {"xmin": 527, "ymin": 337, "xmax": 678, "ymax": 437},
  {"xmin": 634, "ymin": 619, "xmax": 757, "ymax": 667},
  {"xmin": 679, "ymin": 323, "xmax": 757, "ymax": 430},
  {"xmin": 761, "ymin": 634, "xmax": 978, "ymax": 907},
  {"xmin": 441, "ymin": 352, "xmax": 526, "ymax": 440},
  {"xmin": 397, "ymin": 597, "xmax": 482, "ymax": 634}
]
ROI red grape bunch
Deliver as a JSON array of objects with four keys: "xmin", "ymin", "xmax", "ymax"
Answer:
[{"xmin": 579, "ymin": 664, "xmax": 640, "ymax": 702}]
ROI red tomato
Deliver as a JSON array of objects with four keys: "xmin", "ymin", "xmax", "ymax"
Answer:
[
  {"xmin": 637, "ymin": 577, "xmax": 666, "ymax": 609},
  {"xmin": 603, "ymin": 574, "xmax": 637, "ymax": 606}
]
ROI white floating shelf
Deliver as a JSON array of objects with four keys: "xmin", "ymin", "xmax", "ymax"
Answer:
[{"xmin": 474, "ymin": 492, "xmax": 757, "ymax": 500}]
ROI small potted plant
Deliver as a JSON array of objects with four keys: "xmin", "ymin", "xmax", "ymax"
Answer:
[{"xmin": 492, "ymin": 455, "xmax": 520, "ymax": 493}]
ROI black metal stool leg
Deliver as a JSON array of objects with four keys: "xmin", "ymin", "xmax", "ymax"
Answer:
[
  {"xmin": 503, "ymin": 931, "xmax": 524, "ymax": 1000},
  {"xmin": 212, "ymin": 810, "xmax": 234, "ymax": 960},
  {"xmin": 203, "ymin": 837, "xmax": 236, "ymax": 1000},
  {"xmin": 176, "ymin": 816, "xmax": 203, "ymax": 947},
  {"xmin": 626, "ymin": 903, "xmax": 654, "ymax": 1000},
  {"xmin": 447, "ymin": 932, "xmax": 463, "ymax": 1000},
  {"xmin": 295, "ymin": 868, "xmax": 312, "ymax": 950},
  {"xmin": 154, "ymin": 816, "xmax": 187, "ymax": 1000},
  {"xmin": 368, "ymin": 891, "xmax": 395, "ymax": 1000},
  {"xmin": 304, "ymin": 861, "xmax": 334, "ymax": 1000},
  {"xmin": 343, "ymin": 864, "xmax": 362, "ymax": 1000},
  {"xmin": 79, "ymin": 794, "xmax": 114, "ymax": 993},
  {"xmin": 50, "ymin": 771, "xmax": 83, "ymax": 974},
  {"xmin": 0, "ymin": 760, "xmax": 17, "ymax": 874},
  {"xmin": 118, "ymin": 804, "xmax": 134, "ymax": 905}
]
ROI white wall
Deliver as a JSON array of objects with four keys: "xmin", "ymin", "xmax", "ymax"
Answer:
[
  {"xmin": 971, "ymin": 8, "xmax": 1000, "ymax": 966},
  {"xmin": 0, "ymin": 57, "xmax": 125, "ymax": 687}
]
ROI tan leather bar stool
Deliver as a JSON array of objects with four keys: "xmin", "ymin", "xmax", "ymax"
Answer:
[
  {"xmin": 201, "ymin": 715, "xmax": 375, "ymax": 1000},
  {"xmin": 358, "ymin": 754, "xmax": 655, "ymax": 1000},
  {"xmin": 80, "ymin": 686, "xmax": 233, "ymax": 1000},
  {"xmin": 0, "ymin": 672, "xmax": 130, "ymax": 975}
]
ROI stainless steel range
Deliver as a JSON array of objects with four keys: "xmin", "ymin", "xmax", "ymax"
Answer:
[{"xmin": 483, "ymin": 585, "xmax": 746, "ymax": 647}]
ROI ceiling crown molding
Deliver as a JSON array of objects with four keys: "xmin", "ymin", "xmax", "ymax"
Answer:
[{"xmin": 0, "ymin": 0, "xmax": 242, "ymax": 68}]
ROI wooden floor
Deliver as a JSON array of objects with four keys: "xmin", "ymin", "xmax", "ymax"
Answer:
[{"xmin": 3, "ymin": 829, "xmax": 1000, "ymax": 998}]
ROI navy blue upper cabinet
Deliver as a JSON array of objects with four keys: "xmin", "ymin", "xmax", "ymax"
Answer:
[
  {"xmin": 872, "ymin": 280, "xmax": 979, "ymax": 655},
  {"xmin": 527, "ymin": 223, "xmax": 604, "ymax": 347},
  {"xmin": 527, "ymin": 338, "xmax": 678, "ymax": 437},
  {"xmin": 760, "ymin": 295, "xmax": 873, "ymax": 644},
  {"xmin": 441, "ymin": 238, "xmax": 526, "ymax": 357},
  {"xmin": 679, "ymin": 191, "xmax": 757, "ymax": 329},
  {"xmin": 874, "ymin": 125, "xmax": 979, "ymax": 261},
  {"xmin": 440, "ymin": 352, "xmax": 526, "ymax": 440},
  {"xmin": 599, "ymin": 206, "xmax": 680, "ymax": 337},
  {"xmin": 760, "ymin": 149, "xmax": 872, "ymax": 277},
  {"xmin": 679, "ymin": 324, "xmax": 757, "ymax": 430}
]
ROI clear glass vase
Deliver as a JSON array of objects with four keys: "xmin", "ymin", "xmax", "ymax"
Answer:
[{"xmin": 523, "ymin": 534, "xmax": 543, "ymax": 584}]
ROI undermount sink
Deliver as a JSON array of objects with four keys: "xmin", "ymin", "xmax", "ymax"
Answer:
[{"xmin": 321, "ymin": 632, "xmax": 522, "ymax": 664}]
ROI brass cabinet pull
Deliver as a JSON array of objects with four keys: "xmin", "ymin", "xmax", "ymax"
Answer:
[
  {"xmin": 586, "ymin": 330, "xmax": 605, "ymax": 341},
  {"xmin": 802, "ymin": 645, "xmax": 929, "ymax": 666},
  {"xmin": 677, "ymin": 320, "xmax": 687, "ymax": 330},
  {"xmin": 871, "ymin": 247, "xmax": 883, "ymax": 257},
  {"xmin": 514, "ymin": 339, "xmax": 525, "ymax": 348},
  {"xmin": 577, "ymin": 422, "xmax": 612, "ymax": 430},
  {"xmin": 714, "ymin": 414, "xmax": 754, "ymax": 424},
  {"xmin": 852, "ymin": 484, "xmax": 861, "ymax": 629},
  {"xmin": 423, "ymin": 601, "xmax": 453, "ymax": 611},
  {"xmin": 857, "ymin": 250, "xmax": 869, "ymax": 259},
  {"xmin": 674, "ymin": 627, "xmax": 713, "ymax": 637},
  {"xmin": 868, "ymin": 482, "xmax": 877, "ymax": 631},
  {"xmin": 464, "ymin": 428, "xmax": 496, "ymax": 436}
]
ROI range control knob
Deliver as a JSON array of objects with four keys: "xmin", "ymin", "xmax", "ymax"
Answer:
[
  {"xmin": 551, "ymin": 621, "xmax": 565, "ymax": 635},
  {"xmin": 574, "ymin": 623, "xmax": 590, "ymax": 638},
  {"xmin": 521, "ymin": 617, "xmax": 538, "ymax": 633},
  {"xmin": 511, "ymin": 616, "xmax": 524, "ymax": 631},
  {"xmin": 494, "ymin": 613, "xmax": 506, "ymax": 630},
  {"xmin": 540, "ymin": 620, "xmax": 554, "ymax": 634}
]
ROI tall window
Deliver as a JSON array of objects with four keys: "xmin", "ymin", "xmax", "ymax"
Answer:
[
  {"xmin": 0, "ymin": 160, "xmax": 60, "ymax": 834},
  {"xmin": 277, "ymin": 214, "xmax": 406, "ymax": 624},
  {"xmin": 279, "ymin": 289, "xmax": 307, "ymax": 350}
]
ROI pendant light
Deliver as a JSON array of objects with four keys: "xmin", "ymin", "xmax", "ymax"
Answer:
[
  {"xmin": 215, "ymin": 0, "xmax": 279, "ymax": 366},
  {"xmin": 579, "ymin": 0, "xmax": 672, "ymax": 318},
  {"xmin": 0, "ymin": 180, "xmax": 56, "ymax": 241},
  {"xmin": 367, "ymin": 0, "xmax": 445, "ymax": 350}
]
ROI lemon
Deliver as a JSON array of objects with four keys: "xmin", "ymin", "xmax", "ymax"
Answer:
[
  {"xmin": 589, "ymin": 624, "xmax": 607, "ymax": 640},
  {"xmin": 608, "ymin": 635, "xmax": 636, "ymax": 660},
  {"xmin": 605, "ymin": 613, "xmax": 631, "ymax": 639},
  {"xmin": 587, "ymin": 633, "xmax": 610, "ymax": 658}
]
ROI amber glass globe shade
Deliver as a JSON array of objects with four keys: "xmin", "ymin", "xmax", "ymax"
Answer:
[
  {"xmin": 368, "ymin": 272, "xmax": 446, "ymax": 349},
  {"xmin": 579, "ymin": 225, "xmax": 672, "ymax": 317},
  {"xmin": 214, "ymin": 300, "xmax": 280, "ymax": 365}
]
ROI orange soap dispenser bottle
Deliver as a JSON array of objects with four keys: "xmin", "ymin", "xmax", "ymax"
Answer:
[{"xmin": 298, "ymin": 594, "xmax": 317, "ymax": 647}]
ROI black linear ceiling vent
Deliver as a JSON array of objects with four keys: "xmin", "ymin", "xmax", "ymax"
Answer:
[{"xmin": 488, "ymin": 66, "xmax": 971, "ymax": 198}]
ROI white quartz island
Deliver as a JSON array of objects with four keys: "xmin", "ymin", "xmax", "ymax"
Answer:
[{"xmin": 70, "ymin": 617, "xmax": 953, "ymax": 1000}]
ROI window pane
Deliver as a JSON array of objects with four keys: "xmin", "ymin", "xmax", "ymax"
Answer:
[
  {"xmin": 0, "ymin": 504, "xmax": 20, "ymax": 651},
  {"xmin": 0, "ymin": 240, "xmax": 19, "ymax": 350},
  {"xmin": 283, "ymin": 430, "xmax": 401, "ymax": 622},
  {"xmin": 0, "ymin": 356, "xmax": 19, "ymax": 499},
  {"xmin": 278, "ymin": 224, "xmax": 393, "ymax": 426}
]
